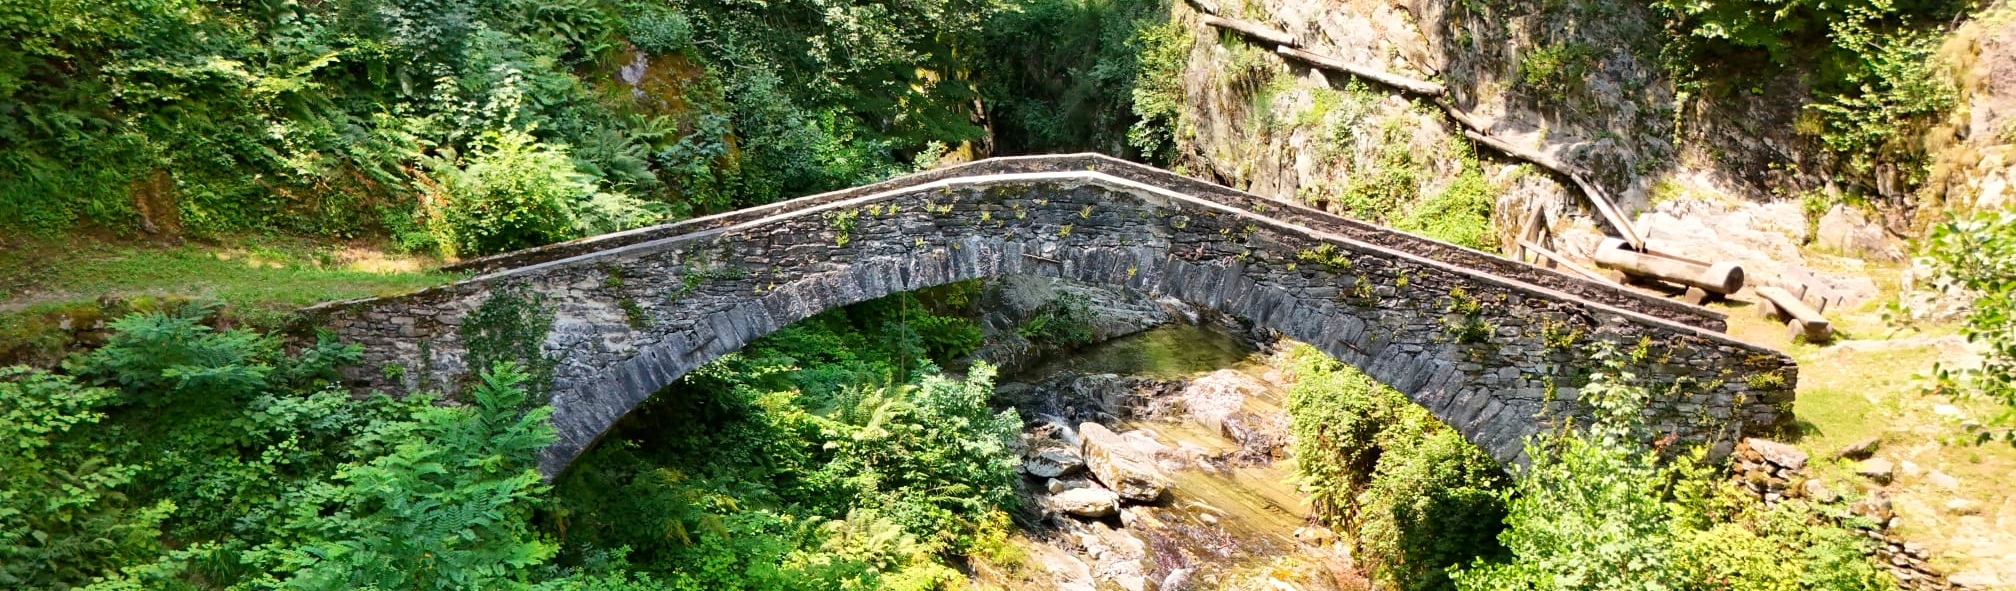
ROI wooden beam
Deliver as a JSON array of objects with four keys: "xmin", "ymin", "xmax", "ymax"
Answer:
[
  {"xmin": 1756, "ymin": 286, "xmax": 1833, "ymax": 343},
  {"xmin": 1566, "ymin": 173, "xmax": 1646, "ymax": 251},
  {"xmin": 1592, "ymin": 239, "xmax": 1744, "ymax": 294},
  {"xmin": 1519, "ymin": 240, "xmax": 1613, "ymax": 284},
  {"xmin": 1200, "ymin": 15, "xmax": 1298, "ymax": 47},
  {"xmin": 1274, "ymin": 46, "xmax": 1445, "ymax": 97}
]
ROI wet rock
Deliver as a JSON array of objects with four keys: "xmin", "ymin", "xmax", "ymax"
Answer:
[
  {"xmin": 1857, "ymin": 458, "xmax": 1896, "ymax": 484},
  {"xmin": 1079, "ymin": 423, "xmax": 1173, "ymax": 502},
  {"xmin": 1027, "ymin": 449, "xmax": 1088, "ymax": 478},
  {"xmin": 1051, "ymin": 487, "xmax": 1122, "ymax": 518},
  {"xmin": 1835, "ymin": 437, "xmax": 1881, "ymax": 460}
]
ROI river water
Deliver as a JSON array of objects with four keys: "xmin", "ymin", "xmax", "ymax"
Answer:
[{"xmin": 974, "ymin": 323, "xmax": 1359, "ymax": 591}]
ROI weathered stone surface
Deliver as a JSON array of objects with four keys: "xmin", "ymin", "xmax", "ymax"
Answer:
[
  {"xmin": 1050, "ymin": 486, "xmax": 1122, "ymax": 517},
  {"xmin": 1744, "ymin": 437, "xmax": 1808, "ymax": 471},
  {"xmin": 1079, "ymin": 423, "xmax": 1172, "ymax": 502},
  {"xmin": 1859, "ymin": 458, "xmax": 1897, "ymax": 484},
  {"xmin": 1837, "ymin": 437, "xmax": 1882, "ymax": 460},
  {"xmin": 1026, "ymin": 448, "xmax": 1087, "ymax": 479},
  {"xmin": 300, "ymin": 154, "xmax": 1797, "ymax": 476}
]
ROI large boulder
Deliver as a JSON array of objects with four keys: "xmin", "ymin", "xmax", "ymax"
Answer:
[
  {"xmin": 1025, "ymin": 448, "xmax": 1087, "ymax": 479},
  {"xmin": 1078, "ymin": 423, "xmax": 1171, "ymax": 502},
  {"xmin": 1049, "ymin": 487, "xmax": 1121, "ymax": 518}
]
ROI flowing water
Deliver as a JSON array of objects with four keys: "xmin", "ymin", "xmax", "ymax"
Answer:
[{"xmin": 977, "ymin": 324, "xmax": 1358, "ymax": 591}]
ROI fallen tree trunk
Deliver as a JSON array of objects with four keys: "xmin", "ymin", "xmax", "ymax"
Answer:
[
  {"xmin": 1519, "ymin": 240, "xmax": 1612, "ymax": 284},
  {"xmin": 1592, "ymin": 239, "xmax": 1744, "ymax": 295},
  {"xmin": 1274, "ymin": 46, "xmax": 1444, "ymax": 97},
  {"xmin": 1200, "ymin": 15, "xmax": 1297, "ymax": 47}
]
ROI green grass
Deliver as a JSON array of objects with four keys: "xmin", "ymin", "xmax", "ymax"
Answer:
[{"xmin": 1, "ymin": 235, "xmax": 458, "ymax": 364}]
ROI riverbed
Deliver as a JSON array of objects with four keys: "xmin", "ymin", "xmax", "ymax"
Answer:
[{"xmin": 972, "ymin": 323, "xmax": 1360, "ymax": 591}]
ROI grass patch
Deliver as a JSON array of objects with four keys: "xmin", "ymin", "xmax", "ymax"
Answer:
[{"xmin": 0, "ymin": 235, "xmax": 456, "ymax": 364}]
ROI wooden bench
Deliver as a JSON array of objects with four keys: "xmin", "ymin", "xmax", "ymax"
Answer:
[{"xmin": 1755, "ymin": 285, "xmax": 1832, "ymax": 343}]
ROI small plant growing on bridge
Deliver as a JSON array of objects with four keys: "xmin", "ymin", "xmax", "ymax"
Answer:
[
  {"xmin": 1079, "ymin": 205, "xmax": 1093, "ymax": 218},
  {"xmin": 1298, "ymin": 244, "xmax": 1352, "ymax": 271},
  {"xmin": 1058, "ymin": 224, "xmax": 1072, "ymax": 237},
  {"xmin": 825, "ymin": 209, "xmax": 860, "ymax": 246},
  {"xmin": 1745, "ymin": 371, "xmax": 1786, "ymax": 390},
  {"xmin": 620, "ymin": 299, "xmax": 650, "ymax": 329},
  {"xmin": 1441, "ymin": 287, "xmax": 1495, "ymax": 344}
]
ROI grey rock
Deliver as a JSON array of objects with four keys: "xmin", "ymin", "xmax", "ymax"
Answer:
[
  {"xmin": 1050, "ymin": 487, "xmax": 1122, "ymax": 518},
  {"xmin": 1803, "ymin": 479, "xmax": 1840, "ymax": 504},
  {"xmin": 1835, "ymin": 437, "xmax": 1881, "ymax": 460},
  {"xmin": 1079, "ymin": 423, "xmax": 1172, "ymax": 502},
  {"xmin": 1745, "ymin": 438, "xmax": 1808, "ymax": 471},
  {"xmin": 1857, "ymin": 458, "xmax": 1896, "ymax": 484},
  {"xmin": 1026, "ymin": 448, "xmax": 1087, "ymax": 479}
]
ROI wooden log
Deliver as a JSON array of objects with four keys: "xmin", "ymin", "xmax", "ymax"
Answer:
[
  {"xmin": 1201, "ymin": 15, "xmax": 1297, "ymax": 47},
  {"xmin": 1566, "ymin": 174, "xmax": 1646, "ymax": 251},
  {"xmin": 1592, "ymin": 238, "xmax": 1744, "ymax": 294},
  {"xmin": 1273, "ymin": 46, "xmax": 1445, "ymax": 97},
  {"xmin": 1456, "ymin": 128, "xmax": 1644, "ymax": 250},
  {"xmin": 1518, "ymin": 240, "xmax": 1613, "ymax": 284},
  {"xmin": 1756, "ymin": 286, "xmax": 1832, "ymax": 343}
]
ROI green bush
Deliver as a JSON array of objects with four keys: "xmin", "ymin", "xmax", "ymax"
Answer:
[
  {"xmin": 1452, "ymin": 348, "xmax": 1898, "ymax": 591},
  {"xmin": 0, "ymin": 367, "xmax": 171, "ymax": 590},
  {"xmin": 1283, "ymin": 345, "xmax": 1508, "ymax": 591},
  {"xmin": 1922, "ymin": 209, "xmax": 2016, "ymax": 440},
  {"xmin": 1395, "ymin": 143, "xmax": 1499, "ymax": 252}
]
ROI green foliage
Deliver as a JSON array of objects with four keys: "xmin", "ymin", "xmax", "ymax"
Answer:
[
  {"xmin": 460, "ymin": 286, "xmax": 560, "ymax": 394},
  {"xmin": 0, "ymin": 367, "xmax": 171, "ymax": 590},
  {"xmin": 1394, "ymin": 143, "xmax": 1499, "ymax": 252},
  {"xmin": 1648, "ymin": 0, "xmax": 1967, "ymax": 191},
  {"xmin": 1128, "ymin": 18, "xmax": 1196, "ymax": 162},
  {"xmin": 1923, "ymin": 209, "xmax": 2016, "ymax": 440},
  {"xmin": 1016, "ymin": 291, "xmax": 1098, "ymax": 349},
  {"xmin": 1452, "ymin": 348, "xmax": 1898, "ymax": 591},
  {"xmin": 0, "ymin": 0, "xmax": 993, "ymax": 246},
  {"xmin": 1517, "ymin": 42, "xmax": 1599, "ymax": 102},
  {"xmin": 256, "ymin": 362, "xmax": 558, "ymax": 590},
  {"xmin": 1283, "ymin": 345, "xmax": 1507, "ymax": 591},
  {"xmin": 980, "ymin": 0, "xmax": 1176, "ymax": 156},
  {"xmin": 547, "ymin": 291, "xmax": 1015, "ymax": 590}
]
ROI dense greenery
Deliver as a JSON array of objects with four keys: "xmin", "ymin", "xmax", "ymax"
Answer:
[
  {"xmin": 1648, "ymin": 0, "xmax": 1970, "ymax": 190},
  {"xmin": 1452, "ymin": 348, "xmax": 1897, "ymax": 591},
  {"xmin": 0, "ymin": 0, "xmax": 1001, "ymax": 250},
  {"xmin": 1282, "ymin": 344, "xmax": 1509, "ymax": 591},
  {"xmin": 1923, "ymin": 209, "xmax": 2016, "ymax": 440},
  {"xmin": 0, "ymin": 280, "xmax": 1010, "ymax": 590}
]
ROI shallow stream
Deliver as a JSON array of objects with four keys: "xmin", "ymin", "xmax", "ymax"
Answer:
[{"xmin": 977, "ymin": 323, "xmax": 1355, "ymax": 591}]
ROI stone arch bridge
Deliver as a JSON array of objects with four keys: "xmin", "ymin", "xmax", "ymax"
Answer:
[{"xmin": 302, "ymin": 154, "xmax": 1796, "ymax": 476}]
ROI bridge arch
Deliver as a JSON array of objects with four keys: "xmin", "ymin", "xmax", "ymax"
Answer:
[{"xmin": 305, "ymin": 155, "xmax": 1795, "ymax": 476}]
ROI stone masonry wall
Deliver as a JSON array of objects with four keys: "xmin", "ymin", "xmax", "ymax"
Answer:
[{"xmin": 303, "ymin": 162, "xmax": 1795, "ymax": 477}]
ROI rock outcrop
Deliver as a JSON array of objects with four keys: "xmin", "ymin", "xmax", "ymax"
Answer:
[{"xmin": 1079, "ymin": 423, "xmax": 1173, "ymax": 502}]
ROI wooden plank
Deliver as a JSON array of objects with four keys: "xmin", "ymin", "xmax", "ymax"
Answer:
[
  {"xmin": 1518, "ymin": 203, "xmax": 1546, "ymax": 244},
  {"xmin": 1201, "ymin": 15, "xmax": 1297, "ymax": 47},
  {"xmin": 1518, "ymin": 240, "xmax": 1613, "ymax": 284},
  {"xmin": 1756, "ymin": 285, "xmax": 1832, "ymax": 343},
  {"xmin": 1567, "ymin": 174, "xmax": 1646, "ymax": 250},
  {"xmin": 1273, "ymin": 46, "xmax": 1445, "ymax": 97}
]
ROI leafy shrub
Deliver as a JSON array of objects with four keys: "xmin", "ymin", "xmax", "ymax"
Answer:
[
  {"xmin": 1283, "ymin": 345, "xmax": 1507, "ymax": 591},
  {"xmin": 627, "ymin": 7, "xmax": 695, "ymax": 55},
  {"xmin": 257, "ymin": 362, "xmax": 558, "ymax": 591},
  {"xmin": 1395, "ymin": 144, "xmax": 1498, "ymax": 252},
  {"xmin": 428, "ymin": 130, "xmax": 592, "ymax": 257},
  {"xmin": 0, "ymin": 367, "xmax": 171, "ymax": 590},
  {"xmin": 1923, "ymin": 209, "xmax": 2016, "ymax": 439},
  {"xmin": 1452, "ymin": 348, "xmax": 1899, "ymax": 591},
  {"xmin": 1128, "ymin": 19, "xmax": 1196, "ymax": 162},
  {"xmin": 1016, "ymin": 292, "xmax": 1098, "ymax": 349}
]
